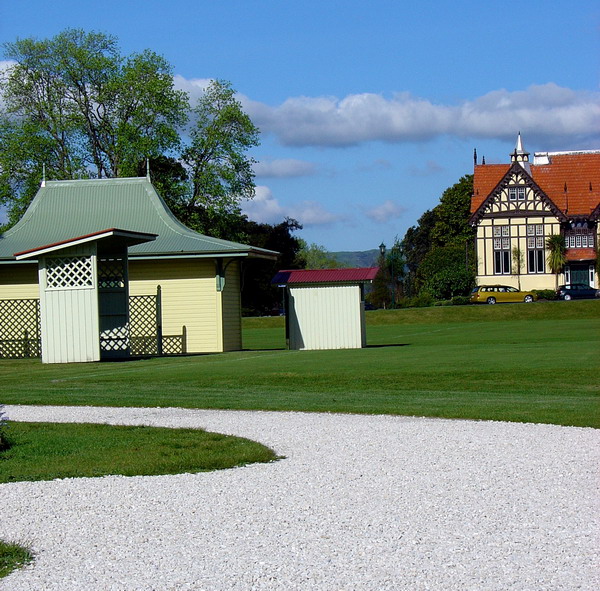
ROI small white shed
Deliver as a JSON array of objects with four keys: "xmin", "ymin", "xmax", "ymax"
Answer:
[
  {"xmin": 272, "ymin": 268, "xmax": 379, "ymax": 351},
  {"xmin": 15, "ymin": 228, "xmax": 156, "ymax": 363}
]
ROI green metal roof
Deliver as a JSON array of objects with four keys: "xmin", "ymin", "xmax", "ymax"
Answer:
[{"xmin": 0, "ymin": 177, "xmax": 278, "ymax": 262}]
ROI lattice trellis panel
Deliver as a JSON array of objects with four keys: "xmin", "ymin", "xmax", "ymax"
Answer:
[
  {"xmin": 129, "ymin": 295, "xmax": 159, "ymax": 355},
  {"xmin": 46, "ymin": 256, "xmax": 93, "ymax": 289},
  {"xmin": 98, "ymin": 257, "xmax": 126, "ymax": 289},
  {"xmin": 162, "ymin": 335, "xmax": 184, "ymax": 355},
  {"xmin": 99, "ymin": 326, "xmax": 129, "ymax": 352},
  {"xmin": 0, "ymin": 299, "xmax": 41, "ymax": 358}
]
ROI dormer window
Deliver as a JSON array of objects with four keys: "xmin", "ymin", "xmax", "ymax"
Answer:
[
  {"xmin": 508, "ymin": 187, "xmax": 526, "ymax": 201},
  {"xmin": 566, "ymin": 228, "xmax": 595, "ymax": 248}
]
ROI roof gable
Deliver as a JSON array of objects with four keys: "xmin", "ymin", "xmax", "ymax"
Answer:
[
  {"xmin": 0, "ymin": 178, "xmax": 278, "ymax": 261},
  {"xmin": 470, "ymin": 162, "xmax": 565, "ymax": 225}
]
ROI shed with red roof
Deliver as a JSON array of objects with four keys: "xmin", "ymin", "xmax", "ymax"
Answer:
[{"xmin": 272, "ymin": 267, "xmax": 378, "ymax": 350}]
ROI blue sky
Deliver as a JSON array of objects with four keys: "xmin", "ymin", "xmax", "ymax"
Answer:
[{"xmin": 1, "ymin": 0, "xmax": 599, "ymax": 251}]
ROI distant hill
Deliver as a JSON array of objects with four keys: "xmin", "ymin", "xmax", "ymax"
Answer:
[{"xmin": 331, "ymin": 249, "xmax": 379, "ymax": 268}]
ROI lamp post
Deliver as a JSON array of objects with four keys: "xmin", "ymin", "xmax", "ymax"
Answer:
[
  {"xmin": 390, "ymin": 245, "xmax": 396, "ymax": 309},
  {"xmin": 379, "ymin": 242, "xmax": 395, "ymax": 308}
]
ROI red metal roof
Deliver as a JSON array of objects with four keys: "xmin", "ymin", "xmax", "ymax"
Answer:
[{"xmin": 272, "ymin": 267, "xmax": 379, "ymax": 285}]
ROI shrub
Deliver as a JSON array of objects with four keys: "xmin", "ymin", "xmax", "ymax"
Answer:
[
  {"xmin": 533, "ymin": 289, "xmax": 558, "ymax": 301},
  {"xmin": 451, "ymin": 295, "xmax": 471, "ymax": 306},
  {"xmin": 0, "ymin": 406, "xmax": 9, "ymax": 451},
  {"xmin": 398, "ymin": 292, "xmax": 435, "ymax": 308}
]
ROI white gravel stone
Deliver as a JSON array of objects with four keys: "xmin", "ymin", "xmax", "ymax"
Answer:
[{"xmin": 1, "ymin": 405, "xmax": 598, "ymax": 590}]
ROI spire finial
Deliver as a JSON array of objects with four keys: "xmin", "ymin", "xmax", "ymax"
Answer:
[
  {"xmin": 41, "ymin": 163, "xmax": 46, "ymax": 188},
  {"xmin": 473, "ymin": 148, "xmax": 478, "ymax": 166},
  {"xmin": 146, "ymin": 158, "xmax": 150, "ymax": 181}
]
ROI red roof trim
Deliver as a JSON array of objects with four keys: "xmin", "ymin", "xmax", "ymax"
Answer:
[
  {"xmin": 14, "ymin": 228, "xmax": 157, "ymax": 258},
  {"xmin": 272, "ymin": 267, "xmax": 379, "ymax": 285}
]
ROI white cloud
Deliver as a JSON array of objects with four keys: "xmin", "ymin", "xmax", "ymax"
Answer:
[
  {"xmin": 253, "ymin": 158, "xmax": 316, "ymax": 178},
  {"xmin": 364, "ymin": 200, "xmax": 406, "ymax": 223},
  {"xmin": 242, "ymin": 186, "xmax": 343, "ymax": 227},
  {"xmin": 242, "ymin": 83, "xmax": 600, "ymax": 148},
  {"xmin": 172, "ymin": 75, "xmax": 212, "ymax": 103}
]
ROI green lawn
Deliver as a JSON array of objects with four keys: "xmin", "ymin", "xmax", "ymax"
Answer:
[{"xmin": 1, "ymin": 300, "xmax": 599, "ymax": 427}]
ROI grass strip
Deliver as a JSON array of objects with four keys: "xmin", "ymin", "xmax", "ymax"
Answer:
[
  {"xmin": 0, "ymin": 540, "xmax": 33, "ymax": 579},
  {"xmin": 0, "ymin": 422, "xmax": 278, "ymax": 483}
]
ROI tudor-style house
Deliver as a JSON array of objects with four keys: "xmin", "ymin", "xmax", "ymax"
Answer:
[{"xmin": 470, "ymin": 134, "xmax": 599, "ymax": 290}]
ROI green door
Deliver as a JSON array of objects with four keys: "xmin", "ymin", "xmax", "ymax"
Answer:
[{"xmin": 570, "ymin": 265, "xmax": 589, "ymax": 286}]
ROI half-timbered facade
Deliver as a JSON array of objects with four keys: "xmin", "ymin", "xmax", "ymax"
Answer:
[{"xmin": 470, "ymin": 135, "xmax": 599, "ymax": 290}]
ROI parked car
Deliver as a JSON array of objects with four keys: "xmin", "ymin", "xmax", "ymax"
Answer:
[
  {"xmin": 470, "ymin": 285, "xmax": 537, "ymax": 305},
  {"xmin": 556, "ymin": 284, "xmax": 600, "ymax": 301}
]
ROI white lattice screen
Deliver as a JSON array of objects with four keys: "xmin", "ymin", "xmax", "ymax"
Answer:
[{"xmin": 46, "ymin": 256, "xmax": 94, "ymax": 289}]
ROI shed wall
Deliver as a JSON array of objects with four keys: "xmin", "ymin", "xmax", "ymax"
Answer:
[
  {"xmin": 288, "ymin": 284, "xmax": 364, "ymax": 350},
  {"xmin": 39, "ymin": 245, "xmax": 100, "ymax": 363}
]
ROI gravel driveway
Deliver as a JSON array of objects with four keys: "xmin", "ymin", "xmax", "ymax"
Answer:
[{"xmin": 1, "ymin": 405, "xmax": 599, "ymax": 590}]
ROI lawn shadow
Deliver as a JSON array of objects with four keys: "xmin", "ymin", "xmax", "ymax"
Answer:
[{"xmin": 366, "ymin": 343, "xmax": 410, "ymax": 348}]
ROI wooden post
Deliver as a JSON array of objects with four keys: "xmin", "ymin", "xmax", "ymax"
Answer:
[{"xmin": 156, "ymin": 285, "xmax": 163, "ymax": 356}]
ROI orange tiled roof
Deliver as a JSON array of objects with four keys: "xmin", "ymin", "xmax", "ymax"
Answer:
[
  {"xmin": 472, "ymin": 152, "xmax": 600, "ymax": 217},
  {"xmin": 565, "ymin": 247, "xmax": 596, "ymax": 262}
]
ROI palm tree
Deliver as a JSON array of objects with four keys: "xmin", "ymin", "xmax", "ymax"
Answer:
[{"xmin": 546, "ymin": 234, "xmax": 567, "ymax": 289}]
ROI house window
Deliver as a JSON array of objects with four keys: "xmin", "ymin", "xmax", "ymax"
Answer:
[
  {"xmin": 493, "ymin": 226, "xmax": 511, "ymax": 274},
  {"xmin": 528, "ymin": 249, "xmax": 545, "ymax": 274},
  {"xmin": 566, "ymin": 228, "xmax": 595, "ymax": 249},
  {"xmin": 526, "ymin": 225, "xmax": 545, "ymax": 274},
  {"xmin": 508, "ymin": 187, "xmax": 526, "ymax": 201}
]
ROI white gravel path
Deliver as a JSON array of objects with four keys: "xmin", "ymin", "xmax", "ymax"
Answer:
[{"xmin": 1, "ymin": 405, "xmax": 598, "ymax": 591}]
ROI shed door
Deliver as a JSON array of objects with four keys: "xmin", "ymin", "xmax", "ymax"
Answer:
[{"xmin": 98, "ymin": 256, "xmax": 130, "ymax": 358}]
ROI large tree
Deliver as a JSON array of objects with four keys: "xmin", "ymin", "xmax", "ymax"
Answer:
[
  {"xmin": 400, "ymin": 175, "xmax": 475, "ymax": 299},
  {"xmin": 0, "ymin": 29, "xmax": 188, "ymax": 224},
  {"xmin": 177, "ymin": 79, "xmax": 260, "ymax": 237}
]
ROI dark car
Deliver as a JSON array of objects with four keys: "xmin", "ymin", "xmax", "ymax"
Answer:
[{"xmin": 556, "ymin": 284, "xmax": 600, "ymax": 301}]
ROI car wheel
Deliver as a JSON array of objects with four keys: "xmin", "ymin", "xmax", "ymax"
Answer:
[
  {"xmin": 486, "ymin": 297, "xmax": 496, "ymax": 305},
  {"xmin": 524, "ymin": 295, "xmax": 533, "ymax": 303},
  {"xmin": 564, "ymin": 294, "xmax": 572, "ymax": 301}
]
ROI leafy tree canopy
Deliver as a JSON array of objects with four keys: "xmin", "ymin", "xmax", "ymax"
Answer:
[
  {"xmin": 400, "ymin": 174, "xmax": 475, "ymax": 298},
  {"xmin": 0, "ymin": 29, "xmax": 188, "ymax": 222},
  {"xmin": 296, "ymin": 240, "xmax": 344, "ymax": 269}
]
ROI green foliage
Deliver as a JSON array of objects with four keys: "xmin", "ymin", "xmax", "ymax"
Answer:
[
  {"xmin": 369, "ymin": 238, "xmax": 405, "ymax": 308},
  {"xmin": 546, "ymin": 234, "xmax": 567, "ymax": 289},
  {"xmin": 430, "ymin": 175, "xmax": 476, "ymax": 247},
  {"xmin": 418, "ymin": 244, "xmax": 475, "ymax": 299},
  {"xmin": 0, "ymin": 422, "xmax": 277, "ymax": 484},
  {"xmin": 0, "ymin": 540, "xmax": 32, "ymax": 579},
  {"xmin": 0, "ymin": 405, "xmax": 9, "ymax": 451},
  {"xmin": 0, "ymin": 29, "xmax": 188, "ymax": 221},
  {"xmin": 533, "ymin": 289, "xmax": 558, "ymax": 301},
  {"xmin": 178, "ymin": 79, "xmax": 260, "ymax": 236},
  {"xmin": 400, "ymin": 175, "xmax": 475, "ymax": 297},
  {"xmin": 240, "ymin": 218, "xmax": 303, "ymax": 315},
  {"xmin": 296, "ymin": 240, "xmax": 344, "ymax": 269}
]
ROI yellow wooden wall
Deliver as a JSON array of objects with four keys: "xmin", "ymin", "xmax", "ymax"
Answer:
[
  {"xmin": 0, "ymin": 264, "xmax": 39, "ymax": 299},
  {"xmin": 129, "ymin": 258, "xmax": 223, "ymax": 353}
]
